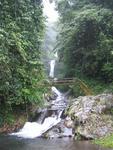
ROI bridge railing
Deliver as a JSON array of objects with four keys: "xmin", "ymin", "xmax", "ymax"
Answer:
[{"xmin": 37, "ymin": 78, "xmax": 93, "ymax": 96}]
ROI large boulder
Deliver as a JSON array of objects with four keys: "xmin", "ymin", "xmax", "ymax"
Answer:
[{"xmin": 67, "ymin": 93, "xmax": 113, "ymax": 140}]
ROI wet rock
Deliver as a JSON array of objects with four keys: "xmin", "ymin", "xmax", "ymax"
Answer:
[
  {"xmin": 64, "ymin": 117, "xmax": 74, "ymax": 128},
  {"xmin": 67, "ymin": 93, "xmax": 113, "ymax": 140},
  {"xmin": 29, "ymin": 108, "xmax": 47, "ymax": 122},
  {"xmin": 44, "ymin": 91, "xmax": 57, "ymax": 102},
  {"xmin": 42, "ymin": 119, "xmax": 74, "ymax": 138}
]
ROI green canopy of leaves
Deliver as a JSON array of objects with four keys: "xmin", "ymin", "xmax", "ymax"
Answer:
[
  {"xmin": 56, "ymin": 0, "xmax": 113, "ymax": 83},
  {"xmin": 0, "ymin": 0, "xmax": 45, "ymax": 112}
]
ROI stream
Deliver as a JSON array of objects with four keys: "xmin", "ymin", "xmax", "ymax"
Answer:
[
  {"xmin": 0, "ymin": 135, "xmax": 111, "ymax": 150},
  {"xmin": 0, "ymin": 1, "xmax": 112, "ymax": 150},
  {"xmin": 2, "ymin": 86, "xmax": 111, "ymax": 150}
]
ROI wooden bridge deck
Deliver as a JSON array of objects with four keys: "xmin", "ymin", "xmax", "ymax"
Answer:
[
  {"xmin": 49, "ymin": 78, "xmax": 76, "ymax": 85},
  {"xmin": 37, "ymin": 78, "xmax": 93, "ymax": 95}
]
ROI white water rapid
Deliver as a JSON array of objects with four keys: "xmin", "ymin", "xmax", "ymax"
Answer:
[
  {"xmin": 11, "ymin": 55, "xmax": 65, "ymax": 138},
  {"xmin": 11, "ymin": 84, "xmax": 64, "ymax": 139},
  {"xmin": 11, "ymin": 47, "xmax": 64, "ymax": 138},
  {"xmin": 11, "ymin": 116, "xmax": 61, "ymax": 139}
]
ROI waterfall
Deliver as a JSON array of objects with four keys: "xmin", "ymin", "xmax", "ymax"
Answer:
[
  {"xmin": 11, "ymin": 58, "xmax": 66, "ymax": 139},
  {"xmin": 49, "ymin": 60, "xmax": 55, "ymax": 78},
  {"xmin": 11, "ymin": 116, "xmax": 61, "ymax": 139},
  {"xmin": 11, "ymin": 86, "xmax": 64, "ymax": 139}
]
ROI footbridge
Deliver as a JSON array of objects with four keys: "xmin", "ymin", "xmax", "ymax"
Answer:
[{"xmin": 37, "ymin": 78, "xmax": 93, "ymax": 95}]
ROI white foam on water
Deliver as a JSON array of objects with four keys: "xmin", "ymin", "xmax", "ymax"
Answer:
[
  {"xmin": 11, "ymin": 86, "xmax": 63, "ymax": 139},
  {"xmin": 52, "ymin": 86, "xmax": 61, "ymax": 97},
  {"xmin": 11, "ymin": 116, "xmax": 61, "ymax": 139}
]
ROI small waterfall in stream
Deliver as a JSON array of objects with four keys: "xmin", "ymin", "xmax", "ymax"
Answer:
[{"xmin": 11, "ymin": 60, "xmax": 64, "ymax": 139}]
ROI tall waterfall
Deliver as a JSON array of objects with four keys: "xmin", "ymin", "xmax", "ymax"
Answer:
[
  {"xmin": 49, "ymin": 60, "xmax": 55, "ymax": 78},
  {"xmin": 42, "ymin": 0, "xmax": 59, "ymax": 76}
]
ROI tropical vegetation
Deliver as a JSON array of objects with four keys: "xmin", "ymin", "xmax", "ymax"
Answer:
[
  {"xmin": 56, "ymin": 0, "xmax": 113, "ymax": 86},
  {"xmin": 0, "ymin": 0, "xmax": 45, "ymax": 125}
]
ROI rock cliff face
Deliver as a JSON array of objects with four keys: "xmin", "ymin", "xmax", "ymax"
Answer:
[{"xmin": 67, "ymin": 93, "xmax": 113, "ymax": 140}]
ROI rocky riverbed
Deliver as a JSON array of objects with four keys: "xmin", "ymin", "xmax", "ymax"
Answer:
[
  {"xmin": 67, "ymin": 93, "xmax": 113, "ymax": 140},
  {"xmin": 1, "ymin": 90, "xmax": 113, "ymax": 142}
]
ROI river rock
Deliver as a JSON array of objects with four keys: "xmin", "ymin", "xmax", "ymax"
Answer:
[
  {"xmin": 44, "ymin": 92, "xmax": 57, "ymax": 101},
  {"xmin": 67, "ymin": 93, "xmax": 113, "ymax": 140},
  {"xmin": 64, "ymin": 117, "xmax": 74, "ymax": 128},
  {"xmin": 42, "ymin": 119, "xmax": 73, "ymax": 138}
]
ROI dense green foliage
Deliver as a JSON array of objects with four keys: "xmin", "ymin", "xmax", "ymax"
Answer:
[
  {"xmin": 56, "ymin": 0, "xmax": 113, "ymax": 84},
  {"xmin": 0, "ymin": 0, "xmax": 45, "ymax": 120}
]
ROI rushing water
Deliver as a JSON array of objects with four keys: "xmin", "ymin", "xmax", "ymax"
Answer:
[
  {"xmin": 49, "ymin": 60, "xmax": 56, "ymax": 78},
  {"xmin": 11, "ymin": 59, "xmax": 65, "ymax": 139},
  {"xmin": 11, "ymin": 86, "xmax": 63, "ymax": 138},
  {"xmin": 10, "ymin": 59, "xmax": 65, "ymax": 139}
]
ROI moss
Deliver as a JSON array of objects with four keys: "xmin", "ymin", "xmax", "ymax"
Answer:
[{"xmin": 94, "ymin": 134, "xmax": 113, "ymax": 148}]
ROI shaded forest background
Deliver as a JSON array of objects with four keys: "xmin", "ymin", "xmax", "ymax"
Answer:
[{"xmin": 55, "ymin": 0, "xmax": 113, "ymax": 95}]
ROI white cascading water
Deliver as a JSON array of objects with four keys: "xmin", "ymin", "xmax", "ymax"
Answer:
[
  {"xmin": 52, "ymin": 86, "xmax": 61, "ymax": 96},
  {"xmin": 49, "ymin": 60, "xmax": 55, "ymax": 78},
  {"xmin": 11, "ymin": 62, "xmax": 63, "ymax": 138},
  {"xmin": 11, "ymin": 58, "xmax": 63, "ymax": 138},
  {"xmin": 11, "ymin": 116, "xmax": 61, "ymax": 139},
  {"xmin": 11, "ymin": 61, "xmax": 63, "ymax": 138}
]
